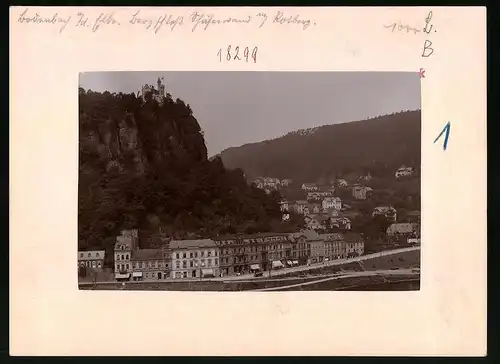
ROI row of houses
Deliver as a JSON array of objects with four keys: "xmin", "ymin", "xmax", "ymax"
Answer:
[
  {"xmin": 78, "ymin": 229, "xmax": 366, "ymax": 282},
  {"xmin": 281, "ymin": 197, "xmax": 342, "ymax": 216},
  {"xmin": 252, "ymin": 176, "xmax": 293, "ymax": 191}
]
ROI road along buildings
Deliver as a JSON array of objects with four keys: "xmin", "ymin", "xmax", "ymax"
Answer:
[{"xmin": 89, "ymin": 228, "xmax": 367, "ymax": 282}]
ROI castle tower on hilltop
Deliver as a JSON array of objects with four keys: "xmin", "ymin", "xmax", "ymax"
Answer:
[{"xmin": 139, "ymin": 77, "xmax": 166, "ymax": 104}]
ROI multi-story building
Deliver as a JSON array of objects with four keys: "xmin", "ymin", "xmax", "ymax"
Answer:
[
  {"xmin": 322, "ymin": 196, "xmax": 342, "ymax": 210},
  {"xmin": 373, "ymin": 206, "xmax": 397, "ymax": 222},
  {"xmin": 321, "ymin": 232, "xmax": 365, "ymax": 259},
  {"xmin": 215, "ymin": 233, "xmax": 291, "ymax": 275},
  {"xmin": 352, "ymin": 185, "xmax": 373, "ymax": 200},
  {"xmin": 130, "ymin": 248, "xmax": 170, "ymax": 281},
  {"xmin": 78, "ymin": 250, "xmax": 105, "ymax": 270},
  {"xmin": 290, "ymin": 200, "xmax": 308, "ymax": 215},
  {"xmin": 113, "ymin": 230, "xmax": 171, "ymax": 281},
  {"xmin": 307, "ymin": 191, "xmax": 333, "ymax": 201},
  {"xmin": 301, "ymin": 183, "xmax": 318, "ymax": 191},
  {"xmin": 139, "ymin": 77, "xmax": 167, "ymax": 104},
  {"xmin": 170, "ymin": 239, "xmax": 220, "ymax": 279},
  {"xmin": 114, "ymin": 229, "xmax": 139, "ymax": 280}
]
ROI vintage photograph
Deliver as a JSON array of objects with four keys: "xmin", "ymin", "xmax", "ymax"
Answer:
[{"xmin": 78, "ymin": 71, "xmax": 421, "ymax": 291}]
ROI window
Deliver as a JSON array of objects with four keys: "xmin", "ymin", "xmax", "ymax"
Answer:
[
  {"xmin": 183, "ymin": 261, "xmax": 187, "ymax": 268},
  {"xmin": 195, "ymin": 251, "xmax": 198, "ymax": 258},
  {"xmin": 215, "ymin": 251, "xmax": 218, "ymax": 256},
  {"xmin": 126, "ymin": 264, "xmax": 129, "ymax": 270},
  {"xmin": 201, "ymin": 259, "xmax": 205, "ymax": 266},
  {"xmin": 208, "ymin": 259, "xmax": 212, "ymax": 266},
  {"xmin": 190, "ymin": 252, "xmax": 193, "ymax": 258},
  {"xmin": 96, "ymin": 252, "xmax": 100, "ymax": 257},
  {"xmin": 121, "ymin": 254, "xmax": 124, "ymax": 260},
  {"xmin": 201, "ymin": 251, "xmax": 205, "ymax": 257},
  {"xmin": 215, "ymin": 259, "xmax": 218, "ymax": 265},
  {"xmin": 208, "ymin": 251, "xmax": 212, "ymax": 257},
  {"xmin": 115, "ymin": 264, "xmax": 119, "ymax": 271},
  {"xmin": 126, "ymin": 254, "xmax": 129, "ymax": 260},
  {"xmin": 142, "ymin": 262, "xmax": 146, "ymax": 268},
  {"xmin": 176, "ymin": 253, "xmax": 180, "ymax": 259},
  {"xmin": 183, "ymin": 252, "xmax": 187, "ymax": 259},
  {"xmin": 190, "ymin": 261, "xmax": 194, "ymax": 268},
  {"xmin": 117, "ymin": 255, "xmax": 120, "ymax": 260},
  {"xmin": 176, "ymin": 261, "xmax": 180, "ymax": 269},
  {"xmin": 148, "ymin": 261, "xmax": 152, "ymax": 268},
  {"xmin": 98, "ymin": 261, "xmax": 102, "ymax": 268},
  {"xmin": 133, "ymin": 263, "xmax": 136, "ymax": 269}
]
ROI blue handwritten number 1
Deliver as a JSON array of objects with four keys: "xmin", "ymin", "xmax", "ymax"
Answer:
[{"xmin": 434, "ymin": 121, "xmax": 451, "ymax": 151}]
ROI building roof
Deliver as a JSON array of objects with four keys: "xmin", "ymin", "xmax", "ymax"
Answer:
[
  {"xmin": 374, "ymin": 206, "xmax": 396, "ymax": 213},
  {"xmin": 302, "ymin": 183, "xmax": 317, "ymax": 187},
  {"xmin": 320, "ymin": 233, "xmax": 344, "ymax": 241},
  {"xmin": 170, "ymin": 239, "xmax": 216, "ymax": 250},
  {"xmin": 295, "ymin": 200, "xmax": 308, "ymax": 205},
  {"xmin": 342, "ymin": 232, "xmax": 364, "ymax": 243},
  {"xmin": 78, "ymin": 250, "xmax": 105, "ymax": 261},
  {"xmin": 131, "ymin": 249, "xmax": 164, "ymax": 261}
]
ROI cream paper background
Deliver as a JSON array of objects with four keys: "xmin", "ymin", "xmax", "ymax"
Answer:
[{"xmin": 10, "ymin": 6, "xmax": 487, "ymax": 356}]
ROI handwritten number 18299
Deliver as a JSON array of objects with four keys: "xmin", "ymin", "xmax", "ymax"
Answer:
[{"xmin": 217, "ymin": 46, "xmax": 258, "ymax": 63}]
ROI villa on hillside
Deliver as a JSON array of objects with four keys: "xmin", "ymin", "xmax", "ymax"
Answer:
[
  {"xmin": 301, "ymin": 183, "xmax": 318, "ymax": 191},
  {"xmin": 322, "ymin": 196, "xmax": 342, "ymax": 210},
  {"xmin": 395, "ymin": 165, "xmax": 414, "ymax": 178},
  {"xmin": 372, "ymin": 206, "xmax": 397, "ymax": 222},
  {"xmin": 352, "ymin": 185, "xmax": 373, "ymax": 200}
]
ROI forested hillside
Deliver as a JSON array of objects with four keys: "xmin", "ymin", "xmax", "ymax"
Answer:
[
  {"xmin": 219, "ymin": 110, "xmax": 421, "ymax": 183},
  {"xmin": 78, "ymin": 89, "xmax": 297, "ymax": 256}
]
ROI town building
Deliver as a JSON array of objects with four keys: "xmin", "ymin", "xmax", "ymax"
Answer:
[
  {"xmin": 280, "ymin": 200, "xmax": 290, "ymax": 212},
  {"xmin": 343, "ymin": 233, "xmax": 365, "ymax": 257},
  {"xmin": 301, "ymin": 183, "xmax": 318, "ymax": 191},
  {"xmin": 373, "ymin": 206, "xmax": 398, "ymax": 222},
  {"xmin": 336, "ymin": 179, "xmax": 349, "ymax": 188},
  {"xmin": 352, "ymin": 185, "xmax": 373, "ymax": 200},
  {"xmin": 113, "ymin": 229, "xmax": 171, "ymax": 281},
  {"xmin": 322, "ymin": 196, "xmax": 342, "ymax": 210},
  {"xmin": 114, "ymin": 229, "xmax": 139, "ymax": 280},
  {"xmin": 307, "ymin": 191, "xmax": 333, "ymax": 201},
  {"xmin": 305, "ymin": 214, "xmax": 329, "ymax": 231},
  {"xmin": 214, "ymin": 233, "xmax": 291, "ymax": 275},
  {"xmin": 395, "ymin": 165, "xmax": 414, "ymax": 178},
  {"xmin": 288, "ymin": 231, "xmax": 313, "ymax": 264},
  {"xmin": 321, "ymin": 232, "xmax": 364, "ymax": 259},
  {"xmin": 329, "ymin": 216, "xmax": 352, "ymax": 231},
  {"xmin": 170, "ymin": 239, "xmax": 219, "ymax": 279},
  {"xmin": 78, "ymin": 250, "xmax": 105, "ymax": 270},
  {"xmin": 280, "ymin": 178, "xmax": 293, "ymax": 187},
  {"xmin": 386, "ymin": 222, "xmax": 419, "ymax": 237},
  {"xmin": 304, "ymin": 229, "xmax": 325, "ymax": 263},
  {"xmin": 130, "ymin": 248, "xmax": 170, "ymax": 281},
  {"xmin": 290, "ymin": 200, "xmax": 308, "ymax": 215}
]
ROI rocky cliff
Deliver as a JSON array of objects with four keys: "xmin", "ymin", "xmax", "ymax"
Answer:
[{"xmin": 78, "ymin": 89, "xmax": 294, "ymax": 257}]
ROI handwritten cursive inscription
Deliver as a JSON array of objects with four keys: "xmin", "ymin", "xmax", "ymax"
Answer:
[
  {"xmin": 15, "ymin": 8, "xmax": 317, "ymax": 34},
  {"xmin": 129, "ymin": 10, "xmax": 183, "ymax": 33},
  {"xmin": 383, "ymin": 21, "xmax": 421, "ymax": 35},
  {"xmin": 217, "ymin": 46, "xmax": 258, "ymax": 63},
  {"xmin": 273, "ymin": 11, "xmax": 314, "ymax": 30},
  {"xmin": 17, "ymin": 8, "xmax": 72, "ymax": 33}
]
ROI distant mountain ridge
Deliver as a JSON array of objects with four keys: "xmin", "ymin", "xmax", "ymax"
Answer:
[{"xmin": 218, "ymin": 110, "xmax": 421, "ymax": 183}]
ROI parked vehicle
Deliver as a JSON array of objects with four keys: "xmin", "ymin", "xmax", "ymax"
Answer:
[{"xmin": 254, "ymin": 271, "xmax": 264, "ymax": 277}]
